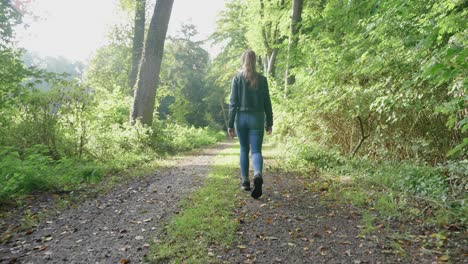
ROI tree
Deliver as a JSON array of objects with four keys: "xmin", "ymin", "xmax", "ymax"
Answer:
[
  {"xmin": 258, "ymin": 0, "xmax": 287, "ymax": 77},
  {"xmin": 160, "ymin": 24, "xmax": 210, "ymax": 127},
  {"xmin": 85, "ymin": 24, "xmax": 132, "ymax": 94},
  {"xmin": 130, "ymin": 0, "xmax": 174, "ymax": 126},
  {"xmin": 284, "ymin": 0, "xmax": 303, "ymax": 94},
  {"xmin": 128, "ymin": 0, "xmax": 146, "ymax": 95}
]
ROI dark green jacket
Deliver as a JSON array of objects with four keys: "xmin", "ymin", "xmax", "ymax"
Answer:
[{"xmin": 228, "ymin": 73, "xmax": 273, "ymax": 129}]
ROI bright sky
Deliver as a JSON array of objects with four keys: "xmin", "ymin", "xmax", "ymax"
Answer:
[{"xmin": 15, "ymin": 0, "xmax": 227, "ymax": 62}]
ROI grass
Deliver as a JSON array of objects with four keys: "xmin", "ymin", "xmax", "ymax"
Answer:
[
  {"xmin": 359, "ymin": 211, "xmax": 377, "ymax": 237},
  {"xmin": 147, "ymin": 145, "xmax": 240, "ymax": 264}
]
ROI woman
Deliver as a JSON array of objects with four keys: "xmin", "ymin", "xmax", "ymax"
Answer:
[{"xmin": 228, "ymin": 49, "xmax": 273, "ymax": 199}]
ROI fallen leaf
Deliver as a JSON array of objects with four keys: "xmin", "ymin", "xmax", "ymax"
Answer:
[
  {"xmin": 119, "ymin": 258, "xmax": 130, "ymax": 264},
  {"xmin": 438, "ymin": 255, "xmax": 449, "ymax": 262},
  {"xmin": 33, "ymin": 245, "xmax": 47, "ymax": 251},
  {"xmin": 237, "ymin": 245, "xmax": 247, "ymax": 249}
]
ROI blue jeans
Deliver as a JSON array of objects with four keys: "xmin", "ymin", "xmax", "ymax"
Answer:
[{"xmin": 235, "ymin": 112, "xmax": 265, "ymax": 184}]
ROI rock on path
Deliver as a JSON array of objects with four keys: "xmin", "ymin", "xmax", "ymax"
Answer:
[{"xmin": 0, "ymin": 142, "xmax": 230, "ymax": 264}]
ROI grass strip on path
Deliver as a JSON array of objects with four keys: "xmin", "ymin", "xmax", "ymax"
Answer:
[{"xmin": 147, "ymin": 143, "xmax": 241, "ymax": 263}]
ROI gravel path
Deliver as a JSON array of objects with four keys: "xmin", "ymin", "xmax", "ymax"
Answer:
[
  {"xmin": 0, "ymin": 142, "xmax": 230, "ymax": 264},
  {"xmin": 223, "ymin": 153, "xmax": 437, "ymax": 264}
]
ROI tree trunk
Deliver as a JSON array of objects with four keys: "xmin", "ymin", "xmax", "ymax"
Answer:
[
  {"xmin": 220, "ymin": 97, "xmax": 228, "ymax": 130},
  {"xmin": 284, "ymin": 0, "xmax": 303, "ymax": 96},
  {"xmin": 130, "ymin": 0, "xmax": 174, "ymax": 126},
  {"xmin": 129, "ymin": 0, "xmax": 146, "ymax": 95},
  {"xmin": 267, "ymin": 49, "xmax": 277, "ymax": 76}
]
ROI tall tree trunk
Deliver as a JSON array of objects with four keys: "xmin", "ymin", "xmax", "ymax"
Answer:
[
  {"xmin": 129, "ymin": 0, "xmax": 146, "ymax": 95},
  {"xmin": 267, "ymin": 49, "xmax": 277, "ymax": 76},
  {"xmin": 284, "ymin": 0, "xmax": 303, "ymax": 96},
  {"xmin": 220, "ymin": 98, "xmax": 228, "ymax": 130},
  {"xmin": 130, "ymin": 0, "xmax": 174, "ymax": 126},
  {"xmin": 267, "ymin": 22, "xmax": 281, "ymax": 76}
]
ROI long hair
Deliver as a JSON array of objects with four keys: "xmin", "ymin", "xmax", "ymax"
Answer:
[{"xmin": 241, "ymin": 49, "xmax": 258, "ymax": 89}]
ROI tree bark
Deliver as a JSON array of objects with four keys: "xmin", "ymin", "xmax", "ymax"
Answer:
[
  {"xmin": 220, "ymin": 97, "xmax": 228, "ymax": 130},
  {"xmin": 129, "ymin": 0, "xmax": 146, "ymax": 95},
  {"xmin": 284, "ymin": 0, "xmax": 303, "ymax": 95},
  {"xmin": 131, "ymin": 0, "xmax": 174, "ymax": 126},
  {"xmin": 267, "ymin": 49, "xmax": 277, "ymax": 76}
]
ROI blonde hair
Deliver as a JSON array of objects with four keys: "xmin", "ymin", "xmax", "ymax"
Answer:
[{"xmin": 241, "ymin": 49, "xmax": 258, "ymax": 89}]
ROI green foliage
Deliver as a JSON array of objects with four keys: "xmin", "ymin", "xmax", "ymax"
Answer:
[
  {"xmin": 159, "ymin": 25, "xmax": 213, "ymax": 127},
  {"xmin": 215, "ymin": 0, "xmax": 466, "ymax": 161},
  {"xmin": 0, "ymin": 145, "xmax": 103, "ymax": 200},
  {"xmin": 150, "ymin": 120, "xmax": 224, "ymax": 153},
  {"xmin": 85, "ymin": 25, "xmax": 133, "ymax": 94},
  {"xmin": 0, "ymin": 19, "xmax": 225, "ymax": 203},
  {"xmin": 0, "ymin": 0, "xmax": 22, "ymax": 47}
]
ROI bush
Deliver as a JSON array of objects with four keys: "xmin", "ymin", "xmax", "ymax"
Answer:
[
  {"xmin": 0, "ymin": 145, "xmax": 103, "ymax": 200},
  {"xmin": 0, "ymin": 86, "xmax": 225, "ymax": 203},
  {"xmin": 151, "ymin": 121, "xmax": 225, "ymax": 153}
]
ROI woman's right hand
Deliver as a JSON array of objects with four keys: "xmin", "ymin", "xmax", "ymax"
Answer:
[{"xmin": 228, "ymin": 128, "xmax": 235, "ymax": 138}]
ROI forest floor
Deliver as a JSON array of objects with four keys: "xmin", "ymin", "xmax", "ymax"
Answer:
[{"xmin": 0, "ymin": 141, "xmax": 464, "ymax": 263}]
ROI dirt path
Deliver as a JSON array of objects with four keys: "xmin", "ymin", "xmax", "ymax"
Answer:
[
  {"xmin": 0, "ymin": 143, "xmax": 230, "ymax": 264},
  {"xmin": 2, "ymin": 142, "xmax": 452, "ymax": 264},
  {"xmin": 222, "ymin": 151, "xmax": 436, "ymax": 264}
]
